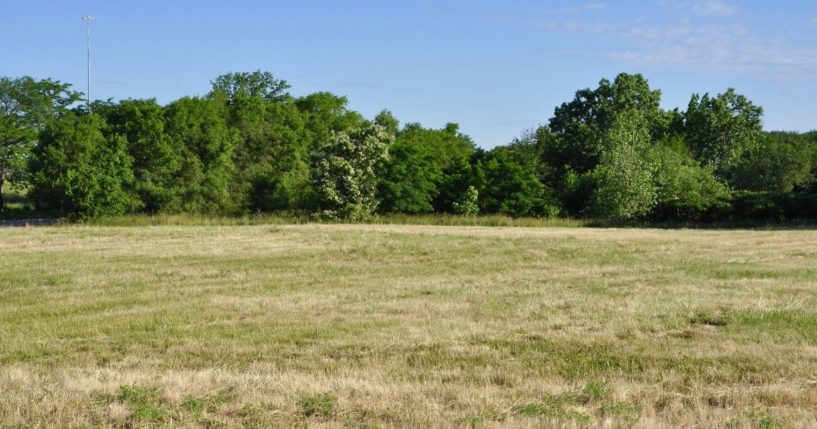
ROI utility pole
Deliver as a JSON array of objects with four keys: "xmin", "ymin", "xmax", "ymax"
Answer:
[{"xmin": 81, "ymin": 14, "xmax": 94, "ymax": 110}]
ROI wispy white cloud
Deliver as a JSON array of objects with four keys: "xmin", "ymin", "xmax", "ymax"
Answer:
[
  {"xmin": 491, "ymin": 1, "xmax": 817, "ymax": 78},
  {"xmin": 605, "ymin": 20, "xmax": 817, "ymax": 78},
  {"xmin": 658, "ymin": 0, "xmax": 737, "ymax": 17}
]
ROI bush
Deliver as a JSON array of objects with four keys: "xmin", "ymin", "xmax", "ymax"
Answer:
[
  {"xmin": 311, "ymin": 124, "xmax": 392, "ymax": 220},
  {"xmin": 476, "ymin": 150, "xmax": 560, "ymax": 218},
  {"xmin": 648, "ymin": 144, "xmax": 731, "ymax": 221},
  {"xmin": 378, "ymin": 139, "xmax": 441, "ymax": 214},
  {"xmin": 452, "ymin": 186, "xmax": 479, "ymax": 216},
  {"xmin": 588, "ymin": 143, "xmax": 656, "ymax": 220},
  {"xmin": 30, "ymin": 113, "xmax": 136, "ymax": 220}
]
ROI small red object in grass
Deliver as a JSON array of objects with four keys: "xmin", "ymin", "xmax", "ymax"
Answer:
[{"xmin": 23, "ymin": 221, "xmax": 31, "ymax": 229}]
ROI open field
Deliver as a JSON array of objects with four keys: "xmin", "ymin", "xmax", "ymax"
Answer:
[
  {"xmin": 0, "ymin": 183, "xmax": 31, "ymax": 212},
  {"xmin": 2, "ymin": 224, "xmax": 817, "ymax": 428}
]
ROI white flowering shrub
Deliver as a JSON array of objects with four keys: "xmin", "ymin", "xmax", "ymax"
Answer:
[{"xmin": 312, "ymin": 124, "xmax": 392, "ymax": 220}]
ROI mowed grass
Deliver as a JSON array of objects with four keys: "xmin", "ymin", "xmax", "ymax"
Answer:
[{"xmin": 1, "ymin": 224, "xmax": 817, "ymax": 428}]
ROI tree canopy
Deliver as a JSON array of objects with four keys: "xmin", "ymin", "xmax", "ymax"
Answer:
[
  {"xmin": 0, "ymin": 76, "xmax": 79, "ymax": 211},
  {"xmin": 3, "ymin": 70, "xmax": 816, "ymax": 222}
]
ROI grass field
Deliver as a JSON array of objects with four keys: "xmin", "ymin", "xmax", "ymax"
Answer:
[
  {"xmin": 0, "ymin": 183, "xmax": 31, "ymax": 212},
  {"xmin": 1, "ymin": 224, "xmax": 817, "ymax": 428}
]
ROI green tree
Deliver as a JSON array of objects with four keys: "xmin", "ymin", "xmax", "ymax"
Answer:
[
  {"xmin": 311, "ymin": 124, "xmax": 392, "ymax": 220},
  {"xmin": 210, "ymin": 70, "xmax": 291, "ymax": 104},
  {"xmin": 296, "ymin": 92, "xmax": 364, "ymax": 150},
  {"xmin": 213, "ymin": 77, "xmax": 311, "ymax": 212},
  {"xmin": 475, "ymin": 149, "xmax": 559, "ymax": 218},
  {"xmin": 378, "ymin": 139, "xmax": 441, "ymax": 214},
  {"xmin": 648, "ymin": 141, "xmax": 730, "ymax": 220},
  {"xmin": 587, "ymin": 109, "xmax": 656, "ymax": 220},
  {"xmin": 0, "ymin": 76, "xmax": 79, "ymax": 211},
  {"xmin": 684, "ymin": 88, "xmax": 763, "ymax": 181},
  {"xmin": 503, "ymin": 128, "xmax": 554, "ymax": 186},
  {"xmin": 240, "ymin": 100, "xmax": 311, "ymax": 212},
  {"xmin": 30, "ymin": 113, "xmax": 135, "ymax": 219},
  {"xmin": 164, "ymin": 97, "xmax": 240, "ymax": 213},
  {"xmin": 374, "ymin": 109, "xmax": 400, "ymax": 135},
  {"xmin": 730, "ymin": 132, "xmax": 814, "ymax": 193},
  {"xmin": 548, "ymin": 73, "xmax": 664, "ymax": 175},
  {"xmin": 395, "ymin": 123, "xmax": 476, "ymax": 212},
  {"xmin": 97, "ymin": 99, "xmax": 181, "ymax": 212}
]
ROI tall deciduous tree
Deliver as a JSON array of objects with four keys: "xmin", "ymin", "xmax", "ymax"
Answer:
[
  {"xmin": 588, "ymin": 109, "xmax": 657, "ymax": 220},
  {"xmin": 164, "ymin": 97, "xmax": 240, "ymax": 213},
  {"xmin": 30, "ymin": 113, "xmax": 135, "ymax": 219},
  {"xmin": 296, "ymin": 92, "xmax": 364, "ymax": 150},
  {"xmin": 684, "ymin": 88, "xmax": 763, "ymax": 182},
  {"xmin": 0, "ymin": 76, "xmax": 79, "ymax": 211},
  {"xmin": 214, "ymin": 76, "xmax": 310, "ymax": 213},
  {"xmin": 378, "ymin": 138, "xmax": 442, "ymax": 214},
  {"xmin": 374, "ymin": 110, "xmax": 400, "ymax": 135},
  {"xmin": 394, "ymin": 123, "xmax": 476, "ymax": 212},
  {"xmin": 475, "ymin": 149, "xmax": 559, "ymax": 218},
  {"xmin": 97, "ymin": 99, "xmax": 181, "ymax": 212},
  {"xmin": 548, "ymin": 73, "xmax": 663, "ymax": 175},
  {"xmin": 730, "ymin": 132, "xmax": 814, "ymax": 193},
  {"xmin": 648, "ymin": 141, "xmax": 729, "ymax": 221},
  {"xmin": 210, "ymin": 71, "xmax": 291, "ymax": 104}
]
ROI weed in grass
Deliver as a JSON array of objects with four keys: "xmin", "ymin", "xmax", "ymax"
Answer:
[
  {"xmin": 117, "ymin": 385, "xmax": 168, "ymax": 423},
  {"xmin": 181, "ymin": 390, "xmax": 234, "ymax": 415},
  {"xmin": 578, "ymin": 380, "xmax": 611, "ymax": 403},
  {"xmin": 748, "ymin": 408, "xmax": 779, "ymax": 429},
  {"xmin": 689, "ymin": 307, "xmax": 729, "ymax": 327},
  {"xmin": 296, "ymin": 392, "xmax": 337, "ymax": 418},
  {"xmin": 514, "ymin": 393, "xmax": 593, "ymax": 422}
]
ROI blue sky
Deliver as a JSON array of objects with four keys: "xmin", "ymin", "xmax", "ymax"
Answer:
[{"xmin": 3, "ymin": 0, "xmax": 817, "ymax": 147}]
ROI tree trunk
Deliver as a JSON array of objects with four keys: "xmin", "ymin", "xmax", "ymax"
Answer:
[{"xmin": 0, "ymin": 177, "xmax": 4, "ymax": 213}]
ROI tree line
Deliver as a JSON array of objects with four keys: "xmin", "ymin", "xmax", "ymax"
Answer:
[{"xmin": 1, "ymin": 71, "xmax": 816, "ymax": 221}]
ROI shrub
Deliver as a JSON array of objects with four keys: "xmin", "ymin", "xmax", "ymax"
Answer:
[
  {"xmin": 452, "ymin": 186, "xmax": 480, "ymax": 216},
  {"xmin": 588, "ymin": 143, "xmax": 656, "ymax": 220},
  {"xmin": 648, "ymin": 144, "xmax": 731, "ymax": 221},
  {"xmin": 311, "ymin": 124, "xmax": 392, "ymax": 220},
  {"xmin": 476, "ymin": 150, "xmax": 560, "ymax": 218}
]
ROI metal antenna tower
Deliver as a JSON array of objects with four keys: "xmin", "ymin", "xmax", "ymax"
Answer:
[{"xmin": 81, "ymin": 14, "xmax": 94, "ymax": 110}]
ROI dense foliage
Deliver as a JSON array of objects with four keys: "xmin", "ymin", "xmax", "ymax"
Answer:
[{"xmin": 2, "ymin": 71, "xmax": 816, "ymax": 221}]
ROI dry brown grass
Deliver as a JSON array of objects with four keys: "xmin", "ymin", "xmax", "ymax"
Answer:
[{"xmin": 1, "ymin": 224, "xmax": 817, "ymax": 428}]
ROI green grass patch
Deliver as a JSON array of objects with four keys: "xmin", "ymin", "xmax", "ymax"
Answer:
[
  {"xmin": 118, "ymin": 385, "xmax": 169, "ymax": 423},
  {"xmin": 296, "ymin": 392, "xmax": 337, "ymax": 418},
  {"xmin": 728, "ymin": 309, "xmax": 817, "ymax": 345},
  {"xmin": 514, "ymin": 393, "xmax": 592, "ymax": 422},
  {"xmin": 181, "ymin": 390, "xmax": 235, "ymax": 415}
]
